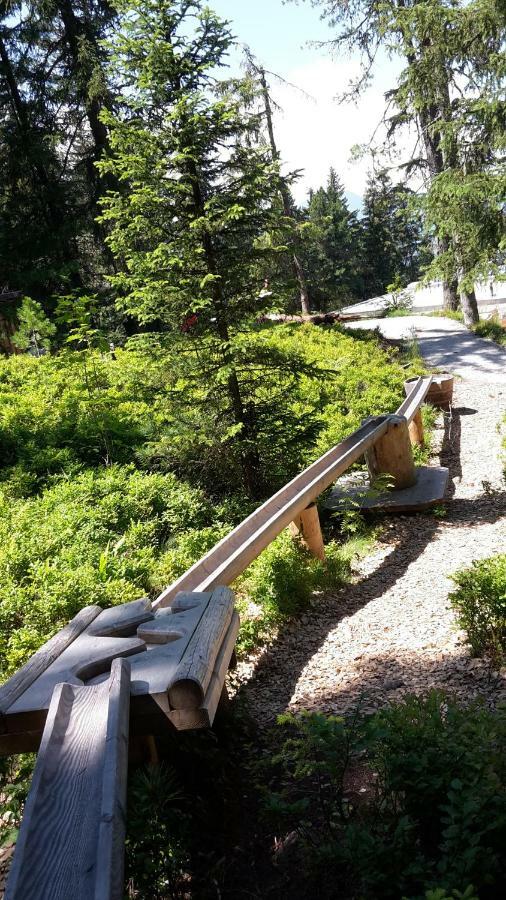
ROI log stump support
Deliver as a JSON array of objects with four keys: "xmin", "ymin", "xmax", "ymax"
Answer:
[
  {"xmin": 289, "ymin": 501, "xmax": 325, "ymax": 560},
  {"xmin": 408, "ymin": 409, "xmax": 424, "ymax": 447},
  {"xmin": 365, "ymin": 414, "xmax": 417, "ymax": 491}
]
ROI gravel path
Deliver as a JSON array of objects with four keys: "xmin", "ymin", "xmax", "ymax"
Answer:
[
  {"xmin": 346, "ymin": 314, "xmax": 506, "ymax": 382},
  {"xmin": 236, "ymin": 336, "xmax": 506, "ymax": 728}
]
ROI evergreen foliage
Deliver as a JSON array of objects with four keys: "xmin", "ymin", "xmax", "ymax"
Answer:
[{"xmin": 302, "ymin": 168, "xmax": 364, "ymax": 307}]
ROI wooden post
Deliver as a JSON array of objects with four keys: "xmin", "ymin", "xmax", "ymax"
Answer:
[
  {"xmin": 365, "ymin": 415, "xmax": 417, "ymax": 490},
  {"xmin": 408, "ymin": 409, "xmax": 424, "ymax": 447},
  {"xmin": 289, "ymin": 502, "xmax": 325, "ymax": 560}
]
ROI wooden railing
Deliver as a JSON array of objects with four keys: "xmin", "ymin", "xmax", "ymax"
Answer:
[
  {"xmin": 154, "ymin": 375, "xmax": 434, "ymax": 608},
  {"xmin": 1, "ymin": 374, "xmax": 442, "ymax": 900}
]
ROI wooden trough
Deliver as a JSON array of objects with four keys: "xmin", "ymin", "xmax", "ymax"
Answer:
[{"xmin": 0, "ymin": 374, "xmax": 449, "ymax": 900}]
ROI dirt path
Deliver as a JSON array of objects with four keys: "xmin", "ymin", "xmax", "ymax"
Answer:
[{"xmin": 236, "ymin": 374, "xmax": 506, "ymax": 729}]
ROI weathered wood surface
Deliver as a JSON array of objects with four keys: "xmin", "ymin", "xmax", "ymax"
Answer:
[
  {"xmin": 289, "ymin": 502, "xmax": 325, "ymax": 560},
  {"xmin": 154, "ymin": 416, "xmax": 391, "ymax": 608},
  {"xmin": 1, "ymin": 590, "xmax": 237, "ymax": 747},
  {"xmin": 167, "ymin": 587, "xmax": 235, "ymax": 709},
  {"xmin": 4, "ymin": 658, "xmax": 131, "ymax": 900},
  {"xmin": 6, "ymin": 599, "xmax": 149, "ymax": 718},
  {"xmin": 0, "ymin": 605, "xmax": 102, "ymax": 724},
  {"xmin": 168, "ymin": 610, "xmax": 240, "ymax": 731},
  {"xmin": 396, "ymin": 375, "xmax": 433, "ymax": 424},
  {"xmin": 365, "ymin": 415, "xmax": 417, "ymax": 490},
  {"xmin": 408, "ymin": 408, "xmax": 424, "ymax": 446}
]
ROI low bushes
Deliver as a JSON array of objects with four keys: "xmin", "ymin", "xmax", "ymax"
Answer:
[
  {"xmin": 449, "ymin": 554, "xmax": 506, "ymax": 663},
  {"xmin": 267, "ymin": 692, "xmax": 506, "ymax": 899},
  {"xmin": 473, "ymin": 317, "xmax": 506, "ymax": 346}
]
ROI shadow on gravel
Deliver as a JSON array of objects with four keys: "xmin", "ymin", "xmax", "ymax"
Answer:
[
  {"xmin": 236, "ymin": 513, "xmax": 439, "ymax": 725},
  {"xmin": 237, "ymin": 488, "xmax": 506, "ymax": 732}
]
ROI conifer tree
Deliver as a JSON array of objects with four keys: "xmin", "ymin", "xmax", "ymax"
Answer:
[
  {"xmin": 301, "ymin": 0, "xmax": 505, "ymax": 317},
  {"xmin": 302, "ymin": 168, "xmax": 364, "ymax": 307},
  {"xmin": 98, "ymin": 0, "xmax": 295, "ymax": 496},
  {"xmin": 361, "ymin": 171, "xmax": 427, "ymax": 299}
]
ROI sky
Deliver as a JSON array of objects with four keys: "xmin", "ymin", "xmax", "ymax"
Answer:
[{"xmin": 210, "ymin": 0, "xmax": 407, "ymax": 210}]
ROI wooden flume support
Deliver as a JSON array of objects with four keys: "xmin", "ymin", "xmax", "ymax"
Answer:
[
  {"xmin": 289, "ymin": 502, "xmax": 326, "ymax": 560},
  {"xmin": 365, "ymin": 415, "xmax": 417, "ymax": 490},
  {"xmin": 1, "ymin": 373, "xmax": 445, "ymax": 900}
]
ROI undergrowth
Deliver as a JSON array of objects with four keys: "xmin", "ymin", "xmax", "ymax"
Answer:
[
  {"xmin": 449, "ymin": 554, "xmax": 506, "ymax": 664},
  {"xmin": 266, "ymin": 692, "xmax": 506, "ymax": 899}
]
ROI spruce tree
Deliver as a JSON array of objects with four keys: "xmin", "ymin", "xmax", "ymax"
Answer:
[
  {"xmin": 302, "ymin": 168, "xmax": 364, "ymax": 307},
  {"xmin": 98, "ymin": 0, "xmax": 295, "ymax": 497}
]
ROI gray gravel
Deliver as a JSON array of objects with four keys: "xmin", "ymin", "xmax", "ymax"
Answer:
[{"xmin": 235, "ymin": 330, "xmax": 506, "ymax": 727}]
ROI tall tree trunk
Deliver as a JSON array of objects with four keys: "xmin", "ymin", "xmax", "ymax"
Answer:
[
  {"xmin": 460, "ymin": 288, "xmax": 479, "ymax": 326},
  {"xmin": 187, "ymin": 159, "xmax": 263, "ymax": 497},
  {"xmin": 259, "ymin": 68, "xmax": 310, "ymax": 315}
]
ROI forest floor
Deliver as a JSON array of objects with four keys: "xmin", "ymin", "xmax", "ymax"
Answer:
[{"xmin": 234, "ymin": 319, "xmax": 506, "ymax": 729}]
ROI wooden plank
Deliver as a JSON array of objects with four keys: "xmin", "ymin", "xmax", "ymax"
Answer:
[
  {"xmin": 201, "ymin": 610, "xmax": 240, "ymax": 727},
  {"xmin": 94, "ymin": 659, "xmax": 131, "ymax": 900},
  {"xmin": 4, "ymin": 599, "xmax": 153, "ymax": 721},
  {"xmin": 154, "ymin": 416, "xmax": 390, "ymax": 609},
  {"xmin": 167, "ymin": 587, "xmax": 235, "ymax": 709},
  {"xmin": 395, "ymin": 375, "xmax": 432, "ymax": 424},
  {"xmin": 0, "ymin": 605, "xmax": 102, "ymax": 724},
  {"xmin": 4, "ymin": 659, "xmax": 131, "ymax": 900}
]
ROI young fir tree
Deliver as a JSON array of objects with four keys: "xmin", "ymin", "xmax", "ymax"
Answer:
[
  {"xmin": 361, "ymin": 171, "xmax": 427, "ymax": 299},
  {"xmin": 302, "ymin": 168, "xmax": 363, "ymax": 307},
  {"xmin": 98, "ymin": 0, "xmax": 299, "ymax": 497}
]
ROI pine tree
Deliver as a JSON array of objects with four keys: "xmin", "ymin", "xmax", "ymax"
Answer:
[
  {"xmin": 302, "ymin": 0, "xmax": 505, "ymax": 316},
  {"xmin": 361, "ymin": 171, "xmax": 427, "ymax": 299},
  {"xmin": 302, "ymin": 168, "xmax": 364, "ymax": 307},
  {"xmin": 98, "ymin": 0, "xmax": 296, "ymax": 497}
]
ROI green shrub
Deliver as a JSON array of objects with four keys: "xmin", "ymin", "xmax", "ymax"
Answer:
[
  {"xmin": 0, "ymin": 466, "xmax": 218, "ymax": 677},
  {"xmin": 234, "ymin": 530, "xmax": 352, "ymax": 654},
  {"xmin": 268, "ymin": 692, "xmax": 506, "ymax": 899},
  {"xmin": 449, "ymin": 554, "xmax": 506, "ymax": 663},
  {"xmin": 473, "ymin": 317, "xmax": 506, "ymax": 346}
]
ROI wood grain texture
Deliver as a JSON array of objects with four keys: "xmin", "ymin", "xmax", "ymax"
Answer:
[
  {"xmin": 0, "ymin": 605, "xmax": 102, "ymax": 722},
  {"xmin": 167, "ymin": 610, "xmax": 240, "ymax": 731},
  {"xmin": 365, "ymin": 415, "xmax": 417, "ymax": 490},
  {"xmin": 154, "ymin": 416, "xmax": 391, "ymax": 608},
  {"xmin": 289, "ymin": 503, "xmax": 325, "ymax": 560},
  {"xmin": 201, "ymin": 610, "xmax": 240, "ymax": 727},
  {"xmin": 5, "ymin": 661, "xmax": 131, "ymax": 900},
  {"xmin": 397, "ymin": 376, "xmax": 433, "ymax": 423},
  {"xmin": 94, "ymin": 658, "xmax": 131, "ymax": 900},
  {"xmin": 167, "ymin": 587, "xmax": 235, "ymax": 709}
]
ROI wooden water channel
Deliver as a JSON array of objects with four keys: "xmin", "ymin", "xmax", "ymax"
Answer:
[{"xmin": 0, "ymin": 374, "xmax": 450, "ymax": 899}]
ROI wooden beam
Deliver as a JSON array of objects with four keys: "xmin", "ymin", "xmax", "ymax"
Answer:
[
  {"xmin": 289, "ymin": 502, "xmax": 325, "ymax": 560},
  {"xmin": 365, "ymin": 415, "xmax": 417, "ymax": 490},
  {"xmin": 396, "ymin": 376, "xmax": 432, "ymax": 424},
  {"xmin": 154, "ymin": 415, "xmax": 390, "ymax": 608},
  {"xmin": 4, "ymin": 659, "xmax": 131, "ymax": 900},
  {"xmin": 167, "ymin": 587, "xmax": 235, "ymax": 710}
]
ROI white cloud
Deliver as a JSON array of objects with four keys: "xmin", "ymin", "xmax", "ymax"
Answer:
[{"xmin": 270, "ymin": 56, "xmax": 416, "ymax": 205}]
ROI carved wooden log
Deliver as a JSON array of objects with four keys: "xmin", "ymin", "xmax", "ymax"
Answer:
[{"xmin": 167, "ymin": 586, "xmax": 235, "ymax": 710}]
